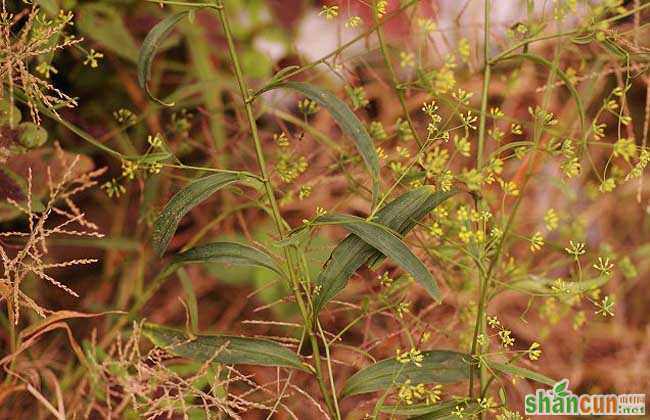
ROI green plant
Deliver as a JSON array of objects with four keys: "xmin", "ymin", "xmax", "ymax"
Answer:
[
  {"xmin": 113, "ymin": 0, "xmax": 648, "ymax": 418},
  {"xmin": 2, "ymin": 0, "xmax": 650, "ymax": 418}
]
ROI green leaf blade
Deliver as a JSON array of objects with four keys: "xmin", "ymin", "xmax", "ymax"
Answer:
[
  {"xmin": 487, "ymin": 360, "xmax": 556, "ymax": 386},
  {"xmin": 142, "ymin": 323, "xmax": 307, "ymax": 371},
  {"xmin": 316, "ymin": 213, "xmax": 441, "ymax": 302},
  {"xmin": 381, "ymin": 400, "xmax": 480, "ymax": 419},
  {"xmin": 171, "ymin": 241, "xmax": 284, "ymax": 276},
  {"xmin": 138, "ymin": 10, "xmax": 190, "ymax": 105},
  {"xmin": 341, "ymin": 350, "xmax": 470, "ymax": 398},
  {"xmin": 151, "ymin": 172, "xmax": 249, "ymax": 256},
  {"xmin": 260, "ymin": 81, "xmax": 380, "ymax": 205},
  {"xmin": 313, "ymin": 187, "xmax": 456, "ymax": 313}
]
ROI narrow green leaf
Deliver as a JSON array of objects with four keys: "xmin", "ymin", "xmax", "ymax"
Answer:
[
  {"xmin": 381, "ymin": 400, "xmax": 480, "ymax": 418},
  {"xmin": 571, "ymin": 32, "xmax": 594, "ymax": 45},
  {"xmin": 134, "ymin": 151, "xmax": 173, "ymax": 164},
  {"xmin": 497, "ymin": 53, "xmax": 585, "ymax": 130},
  {"xmin": 341, "ymin": 350, "xmax": 469, "ymax": 398},
  {"xmin": 269, "ymin": 66, "xmax": 300, "ymax": 83},
  {"xmin": 138, "ymin": 10, "xmax": 190, "ymax": 105},
  {"xmin": 506, "ymin": 274, "xmax": 609, "ymax": 295},
  {"xmin": 487, "ymin": 360, "xmax": 555, "ymax": 386},
  {"xmin": 142, "ymin": 323, "xmax": 308, "ymax": 371},
  {"xmin": 366, "ymin": 188, "xmax": 457, "ymax": 268},
  {"xmin": 259, "ymin": 81, "xmax": 380, "ymax": 205},
  {"xmin": 314, "ymin": 213, "xmax": 440, "ymax": 302},
  {"xmin": 313, "ymin": 187, "xmax": 456, "ymax": 313},
  {"xmin": 171, "ymin": 241, "xmax": 284, "ymax": 277},
  {"xmin": 151, "ymin": 172, "xmax": 251, "ymax": 256},
  {"xmin": 599, "ymin": 38, "xmax": 629, "ymax": 59}
]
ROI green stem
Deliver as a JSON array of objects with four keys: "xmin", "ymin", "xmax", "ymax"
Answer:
[
  {"xmin": 470, "ymin": 0, "xmax": 491, "ymax": 404},
  {"xmin": 373, "ymin": 0, "xmax": 423, "ymax": 148},
  {"xmin": 214, "ymin": 2, "xmax": 338, "ymax": 417},
  {"xmin": 476, "ymin": 66, "xmax": 491, "ymax": 170},
  {"xmin": 476, "ymin": 1, "xmax": 491, "ymax": 170}
]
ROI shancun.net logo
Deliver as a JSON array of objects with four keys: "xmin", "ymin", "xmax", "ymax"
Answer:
[{"xmin": 525, "ymin": 379, "xmax": 646, "ymax": 416}]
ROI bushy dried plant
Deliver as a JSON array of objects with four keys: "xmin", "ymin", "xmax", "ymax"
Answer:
[{"xmin": 0, "ymin": 144, "xmax": 105, "ymax": 328}]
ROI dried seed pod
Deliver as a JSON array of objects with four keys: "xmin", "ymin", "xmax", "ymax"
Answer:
[{"xmin": 17, "ymin": 122, "xmax": 48, "ymax": 149}]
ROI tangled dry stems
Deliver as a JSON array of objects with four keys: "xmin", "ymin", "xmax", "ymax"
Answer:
[
  {"xmin": 0, "ymin": 144, "xmax": 105, "ymax": 325},
  {"xmin": 0, "ymin": 0, "xmax": 80, "ymax": 125}
]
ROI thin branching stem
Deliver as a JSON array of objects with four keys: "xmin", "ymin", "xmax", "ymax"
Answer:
[
  {"xmin": 373, "ymin": 0, "xmax": 424, "ymax": 148},
  {"xmin": 469, "ymin": 0, "xmax": 491, "ymax": 404},
  {"xmin": 214, "ymin": 1, "xmax": 339, "ymax": 417}
]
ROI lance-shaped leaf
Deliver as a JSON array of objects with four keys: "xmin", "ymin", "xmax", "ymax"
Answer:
[
  {"xmin": 487, "ymin": 360, "xmax": 555, "ymax": 386},
  {"xmin": 151, "ymin": 172, "xmax": 254, "ymax": 256},
  {"xmin": 259, "ymin": 81, "xmax": 380, "ymax": 205},
  {"xmin": 138, "ymin": 10, "xmax": 190, "ymax": 105},
  {"xmin": 171, "ymin": 241, "xmax": 284, "ymax": 277},
  {"xmin": 381, "ymin": 400, "xmax": 480, "ymax": 418},
  {"xmin": 366, "ymin": 188, "xmax": 456, "ymax": 268},
  {"xmin": 313, "ymin": 187, "xmax": 455, "ymax": 313},
  {"xmin": 314, "ymin": 213, "xmax": 440, "ymax": 302},
  {"xmin": 504, "ymin": 274, "xmax": 609, "ymax": 296},
  {"xmin": 341, "ymin": 350, "xmax": 469, "ymax": 398},
  {"xmin": 142, "ymin": 323, "xmax": 307, "ymax": 371}
]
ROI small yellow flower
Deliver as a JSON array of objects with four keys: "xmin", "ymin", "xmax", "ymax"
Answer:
[
  {"xmin": 458, "ymin": 38, "xmax": 470, "ymax": 62},
  {"xmin": 458, "ymin": 226, "xmax": 472, "ymax": 243},
  {"xmin": 528, "ymin": 342, "xmax": 542, "ymax": 361},
  {"xmin": 84, "ymin": 49, "xmax": 104, "ymax": 68},
  {"xmin": 396, "ymin": 347, "xmax": 424, "ymax": 367},
  {"xmin": 299, "ymin": 185, "xmax": 312, "ymax": 200},
  {"xmin": 599, "ymin": 177, "xmax": 616, "ymax": 193},
  {"xmin": 490, "ymin": 107, "xmax": 504, "ymax": 118},
  {"xmin": 400, "ymin": 51, "xmax": 415, "ymax": 68},
  {"xmin": 613, "ymin": 137, "xmax": 637, "ymax": 162},
  {"xmin": 499, "ymin": 179, "xmax": 519, "ymax": 196},
  {"xmin": 429, "ymin": 222, "xmax": 443, "ymax": 238},
  {"xmin": 417, "ymin": 17, "xmax": 436, "ymax": 32},
  {"xmin": 544, "ymin": 208, "xmax": 559, "ymax": 231},
  {"xmin": 396, "ymin": 301, "xmax": 410, "ymax": 319},
  {"xmin": 396, "ymin": 146, "xmax": 410, "ymax": 158},
  {"xmin": 345, "ymin": 15, "xmax": 362, "ymax": 28},
  {"xmin": 274, "ymin": 132, "xmax": 289, "ymax": 147},
  {"xmin": 379, "ymin": 272, "xmax": 393, "ymax": 288},
  {"xmin": 319, "ymin": 5, "xmax": 339, "ymax": 20},
  {"xmin": 148, "ymin": 133, "xmax": 164, "ymax": 148},
  {"xmin": 498, "ymin": 329, "xmax": 515, "ymax": 348},
  {"xmin": 121, "ymin": 159, "xmax": 139, "ymax": 180},
  {"xmin": 593, "ymin": 257, "xmax": 614, "ymax": 276},
  {"xmin": 376, "ymin": 0, "xmax": 388, "ymax": 18},
  {"xmin": 36, "ymin": 62, "xmax": 57, "ymax": 78},
  {"xmin": 530, "ymin": 232, "xmax": 544, "ymax": 252},
  {"xmin": 454, "ymin": 136, "xmax": 471, "ymax": 157},
  {"xmin": 565, "ymin": 240, "xmax": 586, "ymax": 257},
  {"xmin": 376, "ymin": 146, "xmax": 387, "ymax": 161}
]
